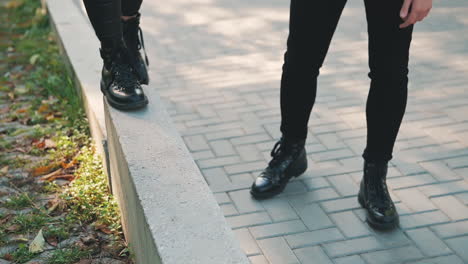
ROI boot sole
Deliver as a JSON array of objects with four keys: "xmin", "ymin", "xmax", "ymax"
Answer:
[
  {"xmin": 101, "ymin": 81, "xmax": 148, "ymax": 111},
  {"xmin": 250, "ymin": 153, "xmax": 308, "ymax": 200},
  {"xmin": 358, "ymin": 193, "xmax": 399, "ymax": 231}
]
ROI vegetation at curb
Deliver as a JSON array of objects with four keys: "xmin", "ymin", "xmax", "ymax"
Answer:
[{"xmin": 0, "ymin": 0, "xmax": 131, "ymax": 263}]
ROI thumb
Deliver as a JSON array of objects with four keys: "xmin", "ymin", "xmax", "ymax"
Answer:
[{"xmin": 400, "ymin": 0, "xmax": 412, "ymax": 18}]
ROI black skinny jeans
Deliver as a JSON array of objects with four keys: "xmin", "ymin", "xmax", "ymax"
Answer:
[
  {"xmin": 83, "ymin": 0, "xmax": 142, "ymax": 45},
  {"xmin": 280, "ymin": 0, "xmax": 413, "ymax": 162}
]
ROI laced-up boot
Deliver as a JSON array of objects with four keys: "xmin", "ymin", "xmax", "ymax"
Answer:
[
  {"xmin": 250, "ymin": 137, "xmax": 307, "ymax": 199},
  {"xmin": 358, "ymin": 161, "xmax": 399, "ymax": 230},
  {"xmin": 100, "ymin": 41, "xmax": 148, "ymax": 110},
  {"xmin": 122, "ymin": 12, "xmax": 149, "ymax": 85}
]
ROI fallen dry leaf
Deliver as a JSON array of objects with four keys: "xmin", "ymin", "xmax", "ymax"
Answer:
[
  {"xmin": 44, "ymin": 139, "xmax": 56, "ymax": 149},
  {"xmin": 32, "ymin": 164, "xmax": 56, "ymax": 177},
  {"xmin": 39, "ymin": 168, "xmax": 62, "ymax": 180},
  {"xmin": 37, "ymin": 104, "xmax": 49, "ymax": 113},
  {"xmin": 0, "ymin": 166, "xmax": 8, "ymax": 174},
  {"xmin": 3, "ymin": 253, "xmax": 13, "ymax": 261},
  {"xmin": 16, "ymin": 108, "xmax": 27, "ymax": 114},
  {"xmin": 7, "ymin": 224, "xmax": 21, "ymax": 232},
  {"xmin": 95, "ymin": 224, "xmax": 112, "ymax": 235},
  {"xmin": 5, "ymin": 0, "xmax": 24, "ymax": 9},
  {"xmin": 29, "ymin": 229, "xmax": 46, "ymax": 253},
  {"xmin": 0, "ymin": 214, "xmax": 14, "ymax": 225}
]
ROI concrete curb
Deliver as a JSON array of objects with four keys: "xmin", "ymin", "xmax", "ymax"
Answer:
[{"xmin": 46, "ymin": 0, "xmax": 249, "ymax": 263}]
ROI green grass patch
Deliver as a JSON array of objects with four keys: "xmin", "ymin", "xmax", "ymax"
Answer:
[
  {"xmin": 11, "ymin": 243, "xmax": 38, "ymax": 263},
  {"xmin": 12, "ymin": 211, "xmax": 48, "ymax": 233},
  {"xmin": 2, "ymin": 193, "xmax": 33, "ymax": 209},
  {"xmin": 47, "ymin": 248, "xmax": 90, "ymax": 264}
]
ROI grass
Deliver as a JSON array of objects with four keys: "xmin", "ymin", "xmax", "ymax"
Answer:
[
  {"xmin": 1, "ymin": 0, "xmax": 129, "ymax": 262},
  {"xmin": 11, "ymin": 244, "xmax": 38, "ymax": 263},
  {"xmin": 13, "ymin": 212, "xmax": 48, "ymax": 232},
  {"xmin": 47, "ymin": 248, "xmax": 90, "ymax": 264},
  {"xmin": 2, "ymin": 193, "xmax": 33, "ymax": 209}
]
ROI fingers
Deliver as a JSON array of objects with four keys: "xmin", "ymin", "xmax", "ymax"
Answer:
[
  {"xmin": 400, "ymin": 0, "xmax": 432, "ymax": 28},
  {"xmin": 400, "ymin": 0, "xmax": 412, "ymax": 18}
]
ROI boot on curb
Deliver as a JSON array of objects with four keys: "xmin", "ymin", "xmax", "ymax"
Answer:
[
  {"xmin": 122, "ymin": 12, "xmax": 149, "ymax": 85},
  {"xmin": 358, "ymin": 161, "xmax": 399, "ymax": 230},
  {"xmin": 250, "ymin": 137, "xmax": 307, "ymax": 199},
  {"xmin": 100, "ymin": 43, "xmax": 148, "ymax": 110}
]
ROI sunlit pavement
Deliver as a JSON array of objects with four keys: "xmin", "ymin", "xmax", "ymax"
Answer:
[{"xmin": 140, "ymin": 0, "xmax": 468, "ymax": 263}]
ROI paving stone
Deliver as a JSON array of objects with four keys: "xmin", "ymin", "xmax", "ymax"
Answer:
[
  {"xmin": 231, "ymin": 134, "xmax": 271, "ymax": 146},
  {"xmin": 361, "ymin": 246, "xmax": 424, "ymax": 264},
  {"xmin": 302, "ymin": 177, "xmax": 330, "ymax": 191},
  {"xmin": 406, "ymin": 255, "xmax": 465, "ymax": 264},
  {"xmin": 317, "ymin": 133, "xmax": 346, "ymax": 150},
  {"xmin": 233, "ymin": 228, "xmax": 261, "ymax": 256},
  {"xmin": 370, "ymin": 228, "xmax": 411, "ymax": 248},
  {"xmin": 420, "ymin": 161, "xmax": 462, "ymax": 181},
  {"xmin": 285, "ymin": 228, "xmax": 344, "ymax": 249},
  {"xmin": 395, "ymin": 188, "xmax": 437, "ymax": 213},
  {"xmin": 248, "ymin": 255, "xmax": 269, "ymax": 264},
  {"xmin": 431, "ymin": 195, "xmax": 468, "ymax": 221},
  {"xmin": 445, "ymin": 236, "xmax": 468, "ymax": 262},
  {"xmin": 201, "ymin": 167, "xmax": 231, "ymax": 187},
  {"xmin": 214, "ymin": 192, "xmax": 231, "ymax": 205},
  {"xmin": 191, "ymin": 150, "xmax": 215, "ymax": 160},
  {"xmin": 293, "ymin": 246, "xmax": 333, "ymax": 264},
  {"xmin": 399, "ymin": 211, "xmax": 450, "ymax": 229},
  {"xmin": 455, "ymin": 192, "xmax": 468, "ymax": 205},
  {"xmin": 293, "ymin": 203, "xmax": 334, "ymax": 231},
  {"xmin": 236, "ymin": 144, "xmax": 263, "ymax": 162},
  {"xmin": 387, "ymin": 174, "xmax": 437, "ymax": 190},
  {"xmin": 321, "ymin": 197, "xmax": 361, "ymax": 213},
  {"xmin": 419, "ymin": 180, "xmax": 468, "ymax": 197},
  {"xmin": 261, "ymin": 199, "xmax": 298, "ymax": 222},
  {"xmin": 225, "ymin": 161, "xmax": 265, "ymax": 175},
  {"xmin": 227, "ymin": 212, "xmax": 272, "ymax": 229},
  {"xmin": 406, "ymin": 228, "xmax": 452, "ymax": 257},
  {"xmin": 210, "ymin": 140, "xmax": 236, "ymax": 156},
  {"xmin": 183, "ymin": 134, "xmax": 209, "ymax": 151},
  {"xmin": 333, "ymin": 255, "xmax": 367, "ymax": 264},
  {"xmin": 330, "ymin": 211, "xmax": 371, "ymax": 238},
  {"xmin": 312, "ymin": 148, "xmax": 355, "ymax": 162},
  {"xmin": 431, "ymin": 220, "xmax": 468, "ymax": 238},
  {"xmin": 249, "ymin": 220, "xmax": 307, "ymax": 240},
  {"xmin": 229, "ymin": 189, "xmax": 264, "ymax": 214},
  {"xmin": 197, "ymin": 155, "xmax": 241, "ymax": 169},
  {"xmin": 257, "ymin": 237, "xmax": 299, "ymax": 264},
  {"xmin": 323, "ymin": 236, "xmax": 384, "ymax": 258},
  {"xmin": 288, "ymin": 188, "xmax": 340, "ymax": 207},
  {"xmin": 327, "ymin": 174, "xmax": 359, "ymax": 197},
  {"xmin": 221, "ymin": 203, "xmax": 239, "ymax": 217}
]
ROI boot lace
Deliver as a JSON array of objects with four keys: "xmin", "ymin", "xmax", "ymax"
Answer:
[{"xmin": 113, "ymin": 62, "xmax": 139, "ymax": 92}]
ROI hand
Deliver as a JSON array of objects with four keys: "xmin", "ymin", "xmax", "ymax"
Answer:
[{"xmin": 400, "ymin": 0, "xmax": 432, "ymax": 28}]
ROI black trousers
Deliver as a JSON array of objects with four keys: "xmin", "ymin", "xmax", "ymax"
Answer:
[
  {"xmin": 83, "ymin": 0, "xmax": 143, "ymax": 44},
  {"xmin": 280, "ymin": 0, "xmax": 413, "ymax": 162}
]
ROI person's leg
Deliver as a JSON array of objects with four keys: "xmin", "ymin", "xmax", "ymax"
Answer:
[
  {"xmin": 83, "ymin": 0, "xmax": 148, "ymax": 110},
  {"xmin": 251, "ymin": 0, "xmax": 347, "ymax": 199},
  {"xmin": 121, "ymin": 0, "xmax": 143, "ymax": 17},
  {"xmin": 121, "ymin": 0, "xmax": 149, "ymax": 84},
  {"xmin": 280, "ymin": 0, "xmax": 347, "ymax": 142},
  {"xmin": 359, "ymin": 0, "xmax": 413, "ymax": 230},
  {"xmin": 83, "ymin": 0, "xmax": 122, "ymax": 48}
]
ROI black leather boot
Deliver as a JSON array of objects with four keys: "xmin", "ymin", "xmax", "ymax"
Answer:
[
  {"xmin": 250, "ymin": 137, "xmax": 307, "ymax": 199},
  {"xmin": 122, "ymin": 13, "xmax": 149, "ymax": 85},
  {"xmin": 100, "ymin": 43, "xmax": 148, "ymax": 110},
  {"xmin": 358, "ymin": 161, "xmax": 399, "ymax": 230}
]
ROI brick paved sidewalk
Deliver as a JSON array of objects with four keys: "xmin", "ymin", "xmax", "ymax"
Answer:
[{"xmin": 141, "ymin": 0, "xmax": 468, "ymax": 263}]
